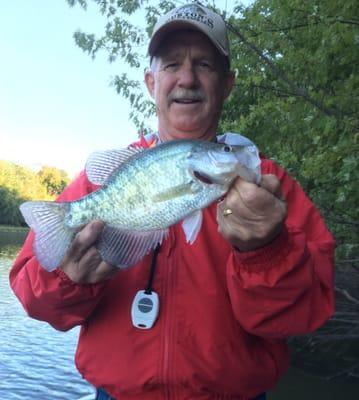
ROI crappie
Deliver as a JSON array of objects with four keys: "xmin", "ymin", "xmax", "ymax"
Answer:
[{"xmin": 20, "ymin": 138, "xmax": 261, "ymax": 271}]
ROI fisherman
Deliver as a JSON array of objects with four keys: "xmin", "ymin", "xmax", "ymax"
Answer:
[{"xmin": 10, "ymin": 3, "xmax": 335, "ymax": 400}]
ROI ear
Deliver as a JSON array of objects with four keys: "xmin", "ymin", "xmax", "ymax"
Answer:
[
  {"xmin": 223, "ymin": 70, "xmax": 236, "ymax": 100},
  {"xmin": 144, "ymin": 69, "xmax": 155, "ymax": 98}
]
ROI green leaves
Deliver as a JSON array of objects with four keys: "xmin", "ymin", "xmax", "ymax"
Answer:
[
  {"xmin": 220, "ymin": 0, "xmax": 358, "ymax": 268},
  {"xmin": 37, "ymin": 166, "xmax": 70, "ymax": 196},
  {"xmin": 0, "ymin": 161, "xmax": 70, "ymax": 226},
  {"xmin": 65, "ymin": 0, "xmax": 358, "ymax": 267}
]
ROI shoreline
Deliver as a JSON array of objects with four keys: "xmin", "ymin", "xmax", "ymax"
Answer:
[
  {"xmin": 0, "ymin": 225, "xmax": 29, "ymax": 246},
  {"xmin": 0, "ymin": 225, "xmax": 29, "ymax": 233}
]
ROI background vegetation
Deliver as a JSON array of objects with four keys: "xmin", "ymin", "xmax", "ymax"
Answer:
[
  {"xmin": 64, "ymin": 0, "xmax": 359, "ymax": 378},
  {"xmin": 1, "ymin": 0, "xmax": 357, "ymax": 377},
  {"xmin": 65, "ymin": 0, "xmax": 358, "ymax": 265},
  {"xmin": 0, "ymin": 161, "xmax": 70, "ymax": 226}
]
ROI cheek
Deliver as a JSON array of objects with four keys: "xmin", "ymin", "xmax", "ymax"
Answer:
[
  {"xmin": 203, "ymin": 78, "xmax": 223, "ymax": 103},
  {"xmin": 154, "ymin": 83, "xmax": 172, "ymax": 108},
  {"xmin": 206, "ymin": 90, "xmax": 223, "ymax": 113},
  {"xmin": 210, "ymin": 82, "xmax": 224, "ymax": 109},
  {"xmin": 154, "ymin": 87, "xmax": 167, "ymax": 111}
]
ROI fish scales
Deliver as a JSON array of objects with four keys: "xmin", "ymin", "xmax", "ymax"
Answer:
[
  {"xmin": 19, "ymin": 138, "xmax": 261, "ymax": 270},
  {"xmin": 68, "ymin": 141, "xmax": 209, "ymax": 230}
]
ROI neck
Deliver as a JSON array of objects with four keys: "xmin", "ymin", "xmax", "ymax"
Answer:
[{"xmin": 158, "ymin": 126, "xmax": 217, "ymax": 142}]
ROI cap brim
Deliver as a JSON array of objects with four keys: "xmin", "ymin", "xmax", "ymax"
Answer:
[{"xmin": 148, "ymin": 20, "xmax": 228, "ymax": 58}]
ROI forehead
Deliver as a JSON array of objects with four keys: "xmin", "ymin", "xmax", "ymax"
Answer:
[{"xmin": 154, "ymin": 30, "xmax": 220, "ymax": 60}]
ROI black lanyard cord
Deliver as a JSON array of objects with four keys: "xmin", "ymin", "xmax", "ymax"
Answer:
[{"xmin": 144, "ymin": 244, "xmax": 161, "ymax": 295}]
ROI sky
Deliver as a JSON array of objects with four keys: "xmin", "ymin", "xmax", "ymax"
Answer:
[
  {"xmin": 0, "ymin": 1, "xmax": 245, "ymax": 178},
  {"xmin": 0, "ymin": 1, "xmax": 152, "ymax": 177}
]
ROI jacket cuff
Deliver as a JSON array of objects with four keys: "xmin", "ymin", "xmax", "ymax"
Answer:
[
  {"xmin": 54, "ymin": 267, "xmax": 106, "ymax": 291},
  {"xmin": 233, "ymin": 227, "xmax": 291, "ymax": 273}
]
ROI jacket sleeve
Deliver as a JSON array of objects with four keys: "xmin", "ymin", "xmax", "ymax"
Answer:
[
  {"xmin": 226, "ymin": 158, "xmax": 335, "ymax": 338},
  {"xmin": 9, "ymin": 171, "xmax": 107, "ymax": 332}
]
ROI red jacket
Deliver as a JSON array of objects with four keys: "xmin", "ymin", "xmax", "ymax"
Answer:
[{"xmin": 10, "ymin": 137, "xmax": 335, "ymax": 400}]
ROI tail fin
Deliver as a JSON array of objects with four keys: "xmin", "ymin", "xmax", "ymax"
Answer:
[{"xmin": 20, "ymin": 201, "xmax": 74, "ymax": 271}]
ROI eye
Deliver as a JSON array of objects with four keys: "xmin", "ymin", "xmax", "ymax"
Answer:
[
  {"xmin": 198, "ymin": 61, "xmax": 213, "ymax": 70},
  {"xmin": 222, "ymin": 145, "xmax": 233, "ymax": 153},
  {"xmin": 164, "ymin": 62, "xmax": 179, "ymax": 70}
]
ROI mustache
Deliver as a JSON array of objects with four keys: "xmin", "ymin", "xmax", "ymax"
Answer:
[{"xmin": 168, "ymin": 89, "xmax": 205, "ymax": 102}]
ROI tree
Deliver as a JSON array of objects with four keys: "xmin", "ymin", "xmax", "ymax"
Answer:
[
  {"xmin": 66, "ymin": 0, "xmax": 177, "ymax": 127},
  {"xmin": 65, "ymin": 0, "xmax": 359, "ymax": 377},
  {"xmin": 37, "ymin": 166, "xmax": 70, "ymax": 196},
  {"xmin": 0, "ymin": 187, "xmax": 25, "ymax": 226},
  {"xmin": 222, "ymin": 0, "xmax": 359, "ymax": 262},
  {"xmin": 221, "ymin": 1, "xmax": 358, "ymax": 378},
  {"xmin": 0, "ymin": 161, "xmax": 67, "ymax": 226},
  {"xmin": 0, "ymin": 161, "xmax": 49, "ymax": 202},
  {"xmin": 65, "ymin": 0, "xmax": 358, "ymax": 262}
]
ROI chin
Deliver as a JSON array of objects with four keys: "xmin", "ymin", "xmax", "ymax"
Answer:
[
  {"xmin": 175, "ymin": 130, "xmax": 215, "ymax": 142},
  {"xmin": 173, "ymin": 119, "xmax": 207, "ymax": 134},
  {"xmin": 174, "ymin": 128, "xmax": 205, "ymax": 139},
  {"xmin": 159, "ymin": 117, "xmax": 216, "ymax": 141}
]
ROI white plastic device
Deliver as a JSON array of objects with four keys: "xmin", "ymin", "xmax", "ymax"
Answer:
[{"xmin": 131, "ymin": 290, "xmax": 159, "ymax": 329}]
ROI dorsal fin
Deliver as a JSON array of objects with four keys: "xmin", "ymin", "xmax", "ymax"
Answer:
[{"xmin": 85, "ymin": 147, "xmax": 144, "ymax": 186}]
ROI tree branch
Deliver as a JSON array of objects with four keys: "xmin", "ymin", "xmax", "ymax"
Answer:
[
  {"xmin": 246, "ymin": 16, "xmax": 359, "ymax": 38},
  {"xmin": 335, "ymin": 286, "xmax": 359, "ymax": 305},
  {"xmin": 248, "ymin": 83, "xmax": 305, "ymax": 98},
  {"xmin": 226, "ymin": 22, "xmax": 342, "ymax": 118},
  {"xmin": 247, "ymin": 21, "xmax": 321, "ymax": 37}
]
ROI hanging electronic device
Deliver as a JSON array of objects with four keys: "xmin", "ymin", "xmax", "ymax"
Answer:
[
  {"xmin": 131, "ymin": 245, "xmax": 161, "ymax": 330},
  {"xmin": 131, "ymin": 290, "xmax": 159, "ymax": 329}
]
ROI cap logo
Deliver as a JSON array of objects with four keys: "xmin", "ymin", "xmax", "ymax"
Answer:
[{"xmin": 167, "ymin": 5, "xmax": 214, "ymax": 29}]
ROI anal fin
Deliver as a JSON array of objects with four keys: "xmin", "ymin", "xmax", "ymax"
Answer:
[{"xmin": 96, "ymin": 225, "xmax": 168, "ymax": 268}]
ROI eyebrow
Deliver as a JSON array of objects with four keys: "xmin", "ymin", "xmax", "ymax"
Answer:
[{"xmin": 160, "ymin": 50, "xmax": 215, "ymax": 62}]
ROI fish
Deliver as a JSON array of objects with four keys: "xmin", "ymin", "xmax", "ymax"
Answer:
[{"xmin": 20, "ymin": 138, "xmax": 261, "ymax": 271}]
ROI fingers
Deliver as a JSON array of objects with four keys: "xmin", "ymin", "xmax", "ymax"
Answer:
[
  {"xmin": 258, "ymin": 174, "xmax": 284, "ymax": 201},
  {"xmin": 59, "ymin": 220, "xmax": 119, "ymax": 284},
  {"xmin": 67, "ymin": 220, "xmax": 105, "ymax": 262},
  {"xmin": 90, "ymin": 261, "xmax": 118, "ymax": 283},
  {"xmin": 79, "ymin": 247, "xmax": 117, "ymax": 283},
  {"xmin": 216, "ymin": 174, "xmax": 287, "ymax": 252},
  {"xmin": 226, "ymin": 175, "xmax": 284, "ymax": 216}
]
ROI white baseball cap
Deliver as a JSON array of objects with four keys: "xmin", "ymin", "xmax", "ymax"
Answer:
[{"xmin": 148, "ymin": 4, "xmax": 230, "ymax": 65}]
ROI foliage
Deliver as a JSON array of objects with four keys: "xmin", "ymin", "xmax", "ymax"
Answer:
[
  {"xmin": 0, "ymin": 187, "xmax": 25, "ymax": 226},
  {"xmin": 64, "ymin": 0, "xmax": 359, "ymax": 376},
  {"xmin": 222, "ymin": 0, "xmax": 359, "ymax": 266},
  {"xmin": 37, "ymin": 166, "xmax": 70, "ymax": 196},
  {"xmin": 66, "ymin": 0, "xmax": 358, "ymax": 267},
  {"xmin": 0, "ymin": 161, "xmax": 70, "ymax": 226},
  {"xmin": 66, "ymin": 0, "xmax": 176, "ymax": 128}
]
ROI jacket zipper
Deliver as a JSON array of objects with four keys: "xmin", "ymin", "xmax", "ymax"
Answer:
[{"xmin": 161, "ymin": 228, "xmax": 176, "ymax": 399}]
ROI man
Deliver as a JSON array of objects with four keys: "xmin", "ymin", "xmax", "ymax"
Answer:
[{"xmin": 10, "ymin": 4, "xmax": 335, "ymax": 400}]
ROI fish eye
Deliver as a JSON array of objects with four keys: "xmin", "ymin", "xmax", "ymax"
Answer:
[{"xmin": 222, "ymin": 145, "xmax": 233, "ymax": 153}]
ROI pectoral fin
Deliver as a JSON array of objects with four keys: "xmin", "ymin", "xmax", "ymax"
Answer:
[{"xmin": 152, "ymin": 182, "xmax": 198, "ymax": 203}]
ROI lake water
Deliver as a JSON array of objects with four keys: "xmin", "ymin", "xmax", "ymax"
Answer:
[
  {"xmin": 1, "ymin": 233, "xmax": 358, "ymax": 399},
  {"xmin": 0, "ymin": 235, "xmax": 95, "ymax": 399}
]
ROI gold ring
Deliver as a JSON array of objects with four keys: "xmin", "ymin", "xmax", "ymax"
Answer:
[{"xmin": 223, "ymin": 208, "xmax": 233, "ymax": 217}]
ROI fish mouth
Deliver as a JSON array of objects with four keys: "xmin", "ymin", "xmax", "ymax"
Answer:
[{"xmin": 193, "ymin": 170, "xmax": 214, "ymax": 185}]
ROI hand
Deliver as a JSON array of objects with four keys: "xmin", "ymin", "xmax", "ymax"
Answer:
[
  {"xmin": 217, "ymin": 174, "xmax": 287, "ymax": 252},
  {"xmin": 59, "ymin": 220, "xmax": 118, "ymax": 284}
]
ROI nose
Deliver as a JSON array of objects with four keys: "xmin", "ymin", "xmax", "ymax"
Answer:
[{"xmin": 177, "ymin": 63, "xmax": 198, "ymax": 88}]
